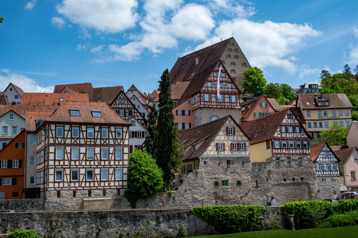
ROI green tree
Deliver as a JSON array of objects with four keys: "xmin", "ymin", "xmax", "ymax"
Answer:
[
  {"xmin": 265, "ymin": 83, "xmax": 282, "ymax": 99},
  {"xmin": 280, "ymin": 83, "xmax": 296, "ymax": 102},
  {"xmin": 343, "ymin": 64, "xmax": 352, "ymax": 79},
  {"xmin": 9, "ymin": 229, "xmax": 40, "ymax": 238},
  {"xmin": 277, "ymin": 95, "xmax": 289, "ymax": 105},
  {"xmin": 0, "ymin": 17, "xmax": 3, "ymax": 23},
  {"xmin": 156, "ymin": 69, "xmax": 183, "ymax": 189},
  {"xmin": 317, "ymin": 123, "xmax": 349, "ymax": 146},
  {"xmin": 320, "ymin": 69, "xmax": 332, "ymax": 89},
  {"xmin": 144, "ymin": 104, "xmax": 158, "ymax": 156},
  {"xmin": 352, "ymin": 111, "xmax": 358, "ymax": 121},
  {"xmin": 242, "ymin": 67, "xmax": 267, "ymax": 97},
  {"xmin": 124, "ymin": 150, "xmax": 164, "ymax": 208}
]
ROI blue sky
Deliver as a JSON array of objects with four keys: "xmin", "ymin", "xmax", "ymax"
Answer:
[{"xmin": 1, "ymin": 0, "xmax": 358, "ymax": 94}]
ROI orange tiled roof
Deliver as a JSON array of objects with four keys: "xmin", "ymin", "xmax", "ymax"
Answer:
[
  {"xmin": 86, "ymin": 86, "xmax": 123, "ymax": 104},
  {"xmin": 149, "ymin": 90, "xmax": 160, "ymax": 102},
  {"xmin": 21, "ymin": 93, "xmax": 89, "ymax": 105},
  {"xmin": 53, "ymin": 83, "xmax": 93, "ymax": 93},
  {"xmin": 310, "ymin": 142, "xmax": 326, "ymax": 162},
  {"xmin": 334, "ymin": 147, "xmax": 356, "ymax": 164},
  {"xmin": 297, "ymin": 94, "xmax": 353, "ymax": 109},
  {"xmin": 266, "ymin": 98, "xmax": 282, "ymax": 112}
]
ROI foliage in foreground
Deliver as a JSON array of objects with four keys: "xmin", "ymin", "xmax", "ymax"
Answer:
[
  {"xmin": 322, "ymin": 210, "xmax": 358, "ymax": 227},
  {"xmin": 124, "ymin": 150, "xmax": 164, "ymax": 208},
  {"xmin": 191, "ymin": 205, "xmax": 266, "ymax": 233},
  {"xmin": 316, "ymin": 123, "xmax": 349, "ymax": 146},
  {"xmin": 281, "ymin": 200, "xmax": 358, "ymax": 229},
  {"xmin": 8, "ymin": 229, "xmax": 40, "ymax": 238}
]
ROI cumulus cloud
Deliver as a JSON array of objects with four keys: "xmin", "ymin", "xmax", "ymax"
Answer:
[
  {"xmin": 51, "ymin": 17, "xmax": 66, "ymax": 28},
  {"xmin": 24, "ymin": 0, "xmax": 37, "ymax": 10},
  {"xmin": 349, "ymin": 46, "xmax": 358, "ymax": 64},
  {"xmin": 56, "ymin": 0, "xmax": 139, "ymax": 33},
  {"xmin": 354, "ymin": 27, "xmax": 358, "ymax": 38},
  {"xmin": 298, "ymin": 66, "xmax": 322, "ymax": 79},
  {"xmin": 0, "ymin": 69, "xmax": 54, "ymax": 93}
]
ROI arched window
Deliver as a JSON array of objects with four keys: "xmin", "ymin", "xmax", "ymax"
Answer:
[
  {"xmin": 242, "ymin": 62, "xmax": 247, "ymax": 67},
  {"xmin": 227, "ymin": 48, "xmax": 232, "ymax": 52},
  {"xmin": 234, "ymin": 49, "xmax": 239, "ymax": 53},
  {"xmin": 234, "ymin": 55, "xmax": 239, "ymax": 59},
  {"xmin": 227, "ymin": 54, "xmax": 232, "ymax": 58},
  {"xmin": 231, "ymin": 69, "xmax": 236, "ymax": 73},
  {"xmin": 230, "ymin": 61, "xmax": 236, "ymax": 66}
]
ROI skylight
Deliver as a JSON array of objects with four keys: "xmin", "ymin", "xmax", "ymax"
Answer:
[
  {"xmin": 69, "ymin": 109, "xmax": 80, "ymax": 117},
  {"xmin": 91, "ymin": 110, "xmax": 102, "ymax": 118}
]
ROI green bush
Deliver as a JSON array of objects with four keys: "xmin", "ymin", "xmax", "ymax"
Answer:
[
  {"xmin": 325, "ymin": 210, "xmax": 358, "ymax": 227},
  {"xmin": 282, "ymin": 200, "xmax": 358, "ymax": 229},
  {"xmin": 8, "ymin": 229, "xmax": 40, "ymax": 238},
  {"xmin": 191, "ymin": 205, "xmax": 266, "ymax": 233}
]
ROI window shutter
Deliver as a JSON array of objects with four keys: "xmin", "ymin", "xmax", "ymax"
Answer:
[
  {"xmin": 8, "ymin": 160, "xmax": 12, "ymax": 168},
  {"xmin": 19, "ymin": 160, "xmax": 22, "ymax": 168},
  {"xmin": 176, "ymin": 110, "xmax": 178, "ymax": 116},
  {"xmin": 237, "ymin": 143, "xmax": 240, "ymax": 150},
  {"xmin": 216, "ymin": 143, "xmax": 219, "ymax": 150},
  {"xmin": 189, "ymin": 123, "xmax": 191, "ymax": 128},
  {"xmin": 182, "ymin": 110, "xmax": 185, "ymax": 115},
  {"xmin": 0, "ymin": 179, "xmax": 2, "ymax": 185},
  {"xmin": 226, "ymin": 127, "xmax": 229, "ymax": 135},
  {"xmin": 189, "ymin": 110, "xmax": 191, "ymax": 116},
  {"xmin": 308, "ymin": 140, "xmax": 310, "ymax": 148},
  {"xmin": 12, "ymin": 178, "xmax": 17, "ymax": 185},
  {"xmin": 233, "ymin": 127, "xmax": 236, "ymax": 135},
  {"xmin": 230, "ymin": 143, "xmax": 233, "ymax": 150},
  {"xmin": 244, "ymin": 143, "xmax": 247, "ymax": 150},
  {"xmin": 130, "ymin": 145, "xmax": 133, "ymax": 153},
  {"xmin": 223, "ymin": 143, "xmax": 226, "ymax": 150},
  {"xmin": 182, "ymin": 123, "xmax": 185, "ymax": 129}
]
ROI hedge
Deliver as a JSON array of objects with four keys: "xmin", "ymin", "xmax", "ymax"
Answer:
[
  {"xmin": 281, "ymin": 200, "xmax": 358, "ymax": 229},
  {"xmin": 191, "ymin": 205, "xmax": 266, "ymax": 233}
]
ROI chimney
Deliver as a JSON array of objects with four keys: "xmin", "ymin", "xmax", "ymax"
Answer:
[{"xmin": 195, "ymin": 57, "xmax": 199, "ymax": 65}]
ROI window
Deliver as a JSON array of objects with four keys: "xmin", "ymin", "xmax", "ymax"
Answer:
[
  {"xmin": 231, "ymin": 69, "xmax": 236, "ymax": 73},
  {"xmin": 2, "ymin": 178, "xmax": 12, "ymax": 185},
  {"xmin": 71, "ymin": 169, "xmax": 79, "ymax": 181},
  {"xmin": 230, "ymin": 61, "xmax": 236, "ymax": 66},
  {"xmin": 306, "ymin": 111, "xmax": 311, "ymax": 117},
  {"xmin": 115, "ymin": 128, "xmax": 122, "ymax": 139},
  {"xmin": 15, "ymin": 143, "xmax": 24, "ymax": 148},
  {"xmin": 87, "ymin": 127, "xmax": 94, "ymax": 138},
  {"xmin": 203, "ymin": 94, "xmax": 211, "ymax": 102},
  {"xmin": 100, "ymin": 127, "xmax": 109, "ymax": 139},
  {"xmin": 29, "ymin": 176, "xmax": 35, "ymax": 184},
  {"xmin": 222, "ymin": 180, "xmax": 229, "ymax": 187},
  {"xmin": 287, "ymin": 157, "xmax": 291, "ymax": 166},
  {"xmin": 313, "ymin": 122, "xmax": 317, "ymax": 128},
  {"xmin": 340, "ymin": 121, "xmax": 344, "ymax": 127},
  {"xmin": 72, "ymin": 148, "xmax": 79, "ymax": 160},
  {"xmin": 288, "ymin": 127, "xmax": 293, "ymax": 133},
  {"xmin": 324, "ymin": 110, "xmax": 328, "ymax": 117},
  {"xmin": 298, "ymin": 157, "xmax": 302, "ymax": 166},
  {"xmin": 206, "ymin": 82, "xmax": 213, "ymax": 87},
  {"xmin": 56, "ymin": 126, "xmax": 63, "ymax": 137},
  {"xmin": 86, "ymin": 169, "xmax": 94, "ymax": 181},
  {"xmin": 318, "ymin": 111, "xmax": 322, "ymax": 117},
  {"xmin": 119, "ymin": 110, "xmax": 125, "ymax": 116},
  {"xmin": 30, "ymin": 135, "xmax": 36, "ymax": 146},
  {"xmin": 289, "ymin": 141, "xmax": 294, "ymax": 148},
  {"xmin": 302, "ymin": 141, "xmax": 308, "ymax": 148},
  {"xmin": 281, "ymin": 141, "xmax": 287, "ymax": 148},
  {"xmin": 184, "ymin": 110, "xmax": 190, "ymax": 116},
  {"xmin": 232, "ymin": 143, "xmax": 238, "ymax": 150},
  {"xmin": 308, "ymin": 122, "xmax": 312, "ymax": 128},
  {"xmin": 115, "ymin": 148, "xmax": 123, "ymax": 160},
  {"xmin": 12, "ymin": 160, "xmax": 19, "ymax": 168},
  {"xmin": 29, "ymin": 156, "xmax": 35, "ymax": 166},
  {"xmin": 260, "ymin": 102, "xmax": 267, "ymax": 108},
  {"xmin": 217, "ymin": 143, "xmax": 225, "ymax": 151},
  {"xmin": 210, "ymin": 116, "xmax": 219, "ymax": 122},
  {"xmin": 240, "ymin": 143, "xmax": 246, "ymax": 151},
  {"xmin": 332, "ymin": 110, "xmax": 337, "ymax": 116},
  {"xmin": 339, "ymin": 110, "xmax": 343, "ymax": 116},
  {"xmin": 9, "ymin": 113, "xmax": 14, "ymax": 120},
  {"xmin": 296, "ymin": 141, "xmax": 301, "ymax": 148},
  {"xmin": 69, "ymin": 109, "xmax": 80, "ymax": 117},
  {"xmin": 91, "ymin": 110, "xmax": 102, "ymax": 118},
  {"xmin": 101, "ymin": 148, "xmax": 109, "ymax": 160},
  {"xmin": 72, "ymin": 126, "xmax": 79, "ymax": 138},
  {"xmin": 55, "ymin": 147, "xmax": 64, "ymax": 160},
  {"xmin": 227, "ymin": 54, "xmax": 231, "ymax": 58},
  {"xmin": 11, "ymin": 126, "xmax": 17, "ymax": 135},
  {"xmin": 115, "ymin": 168, "xmax": 123, "ymax": 180},
  {"xmin": 276, "ymin": 158, "xmax": 280, "ymax": 167},
  {"xmin": 128, "ymin": 110, "xmax": 133, "ymax": 116},
  {"xmin": 266, "ymin": 141, "xmax": 271, "ymax": 149},
  {"xmin": 281, "ymin": 126, "xmax": 286, "ymax": 132},
  {"xmin": 295, "ymin": 127, "xmax": 300, "ymax": 133},
  {"xmin": 228, "ymin": 126, "xmax": 234, "ymax": 135},
  {"xmin": 325, "ymin": 121, "xmax": 329, "ymax": 128},
  {"xmin": 274, "ymin": 141, "xmax": 280, "ymax": 148},
  {"xmin": 101, "ymin": 168, "xmax": 109, "ymax": 181},
  {"xmin": 346, "ymin": 121, "xmax": 351, "ymax": 127},
  {"xmin": 345, "ymin": 110, "xmax": 349, "ymax": 116},
  {"xmin": 351, "ymin": 171, "xmax": 356, "ymax": 180},
  {"xmin": 230, "ymin": 95, "xmax": 238, "ymax": 103},
  {"xmin": 319, "ymin": 122, "xmax": 323, "ymax": 128},
  {"xmin": 177, "ymin": 110, "xmax": 182, "ymax": 116},
  {"xmin": 2, "ymin": 126, "xmax": 8, "ymax": 135},
  {"xmin": 1, "ymin": 160, "xmax": 8, "ymax": 168},
  {"xmin": 55, "ymin": 169, "xmax": 63, "ymax": 182},
  {"xmin": 217, "ymin": 95, "xmax": 224, "ymax": 102},
  {"xmin": 87, "ymin": 148, "xmax": 94, "ymax": 160}
]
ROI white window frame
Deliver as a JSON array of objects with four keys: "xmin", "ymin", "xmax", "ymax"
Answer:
[
  {"xmin": 115, "ymin": 148, "xmax": 123, "ymax": 160},
  {"xmin": 218, "ymin": 143, "xmax": 224, "ymax": 151},
  {"xmin": 29, "ymin": 156, "xmax": 35, "ymax": 166},
  {"xmin": 228, "ymin": 127, "xmax": 234, "ymax": 135},
  {"xmin": 325, "ymin": 121, "xmax": 329, "ymax": 128},
  {"xmin": 306, "ymin": 111, "xmax": 311, "ymax": 117},
  {"xmin": 12, "ymin": 126, "xmax": 17, "ymax": 135},
  {"xmin": 1, "ymin": 160, "xmax": 8, "ymax": 168},
  {"xmin": 12, "ymin": 160, "xmax": 19, "ymax": 168},
  {"xmin": 101, "ymin": 127, "xmax": 108, "ymax": 138},
  {"xmin": 9, "ymin": 113, "xmax": 14, "ymax": 120},
  {"xmin": 2, "ymin": 126, "xmax": 8, "ymax": 135},
  {"xmin": 56, "ymin": 126, "xmax": 63, "ymax": 138},
  {"xmin": 86, "ymin": 169, "xmax": 94, "ymax": 181},
  {"xmin": 55, "ymin": 147, "xmax": 64, "ymax": 160},
  {"xmin": 101, "ymin": 168, "xmax": 109, "ymax": 181},
  {"xmin": 274, "ymin": 141, "xmax": 280, "ymax": 148},
  {"xmin": 101, "ymin": 148, "xmax": 109, "ymax": 160},
  {"xmin": 345, "ymin": 110, "xmax": 349, "ymax": 116},
  {"xmin": 87, "ymin": 148, "xmax": 94, "ymax": 160},
  {"xmin": 2, "ymin": 178, "xmax": 12, "ymax": 185},
  {"xmin": 116, "ymin": 128, "xmax": 123, "ymax": 139},
  {"xmin": 71, "ymin": 147, "xmax": 79, "ymax": 160},
  {"xmin": 30, "ymin": 135, "xmax": 36, "ymax": 146},
  {"xmin": 72, "ymin": 126, "xmax": 79, "ymax": 138},
  {"xmin": 71, "ymin": 169, "xmax": 79, "ymax": 181},
  {"xmin": 115, "ymin": 168, "xmax": 123, "ymax": 180},
  {"xmin": 55, "ymin": 169, "xmax": 63, "ymax": 182},
  {"xmin": 29, "ymin": 176, "xmax": 35, "ymax": 184},
  {"xmin": 87, "ymin": 127, "xmax": 94, "ymax": 138}
]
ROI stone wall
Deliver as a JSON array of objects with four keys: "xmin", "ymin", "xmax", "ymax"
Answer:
[{"xmin": 315, "ymin": 176, "xmax": 344, "ymax": 200}]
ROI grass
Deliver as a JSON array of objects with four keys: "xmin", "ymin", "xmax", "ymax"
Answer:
[{"xmin": 189, "ymin": 225, "xmax": 358, "ymax": 238}]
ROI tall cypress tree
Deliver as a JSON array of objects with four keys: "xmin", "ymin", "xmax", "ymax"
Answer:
[
  {"xmin": 156, "ymin": 69, "xmax": 183, "ymax": 190},
  {"xmin": 144, "ymin": 104, "xmax": 157, "ymax": 156}
]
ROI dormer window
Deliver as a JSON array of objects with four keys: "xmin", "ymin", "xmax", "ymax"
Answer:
[
  {"xmin": 59, "ymin": 98, "xmax": 64, "ymax": 102},
  {"xmin": 69, "ymin": 109, "xmax": 80, "ymax": 117},
  {"xmin": 91, "ymin": 110, "xmax": 102, "ymax": 118}
]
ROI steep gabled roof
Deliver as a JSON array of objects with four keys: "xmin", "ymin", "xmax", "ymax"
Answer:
[
  {"xmin": 310, "ymin": 142, "xmax": 340, "ymax": 162},
  {"xmin": 4, "ymin": 83, "xmax": 25, "ymax": 98},
  {"xmin": 21, "ymin": 93, "xmax": 89, "ymax": 105},
  {"xmin": 179, "ymin": 116, "xmax": 230, "ymax": 161},
  {"xmin": 53, "ymin": 83, "xmax": 93, "ymax": 93},
  {"xmin": 127, "ymin": 84, "xmax": 150, "ymax": 101},
  {"xmin": 149, "ymin": 90, "xmax": 160, "ymax": 102},
  {"xmin": 171, "ymin": 82, "xmax": 190, "ymax": 101},
  {"xmin": 266, "ymin": 98, "xmax": 282, "ymax": 112},
  {"xmin": 334, "ymin": 147, "xmax": 356, "ymax": 164},
  {"xmin": 240, "ymin": 109, "xmax": 288, "ymax": 144},
  {"xmin": 86, "ymin": 86, "xmax": 123, "ymax": 104},
  {"xmin": 0, "ymin": 105, "xmax": 59, "ymax": 118},
  {"xmin": 0, "ymin": 92, "xmax": 7, "ymax": 105},
  {"xmin": 297, "ymin": 94, "xmax": 353, "ymax": 109},
  {"xmin": 170, "ymin": 38, "xmax": 232, "ymax": 85},
  {"xmin": 45, "ymin": 102, "xmax": 131, "ymax": 125},
  {"xmin": 240, "ymin": 95, "xmax": 266, "ymax": 119}
]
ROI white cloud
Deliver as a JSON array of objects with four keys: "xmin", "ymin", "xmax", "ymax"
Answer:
[
  {"xmin": 298, "ymin": 66, "xmax": 322, "ymax": 79},
  {"xmin": 0, "ymin": 69, "xmax": 54, "ymax": 93},
  {"xmin": 354, "ymin": 27, "xmax": 358, "ymax": 38},
  {"xmin": 51, "ymin": 17, "xmax": 66, "ymax": 28},
  {"xmin": 349, "ymin": 46, "xmax": 358, "ymax": 64},
  {"xmin": 24, "ymin": 0, "xmax": 37, "ymax": 11},
  {"xmin": 56, "ymin": 0, "xmax": 139, "ymax": 33},
  {"xmin": 90, "ymin": 45, "xmax": 105, "ymax": 53}
]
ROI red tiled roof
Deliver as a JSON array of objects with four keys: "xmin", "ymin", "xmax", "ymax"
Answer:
[
  {"xmin": 266, "ymin": 98, "xmax": 282, "ymax": 112},
  {"xmin": 26, "ymin": 110, "xmax": 57, "ymax": 131},
  {"xmin": 11, "ymin": 83, "xmax": 25, "ymax": 97},
  {"xmin": 53, "ymin": 83, "xmax": 93, "ymax": 93},
  {"xmin": 45, "ymin": 102, "xmax": 131, "ymax": 125},
  {"xmin": 310, "ymin": 142, "xmax": 326, "ymax": 161},
  {"xmin": 149, "ymin": 90, "xmax": 160, "ymax": 102},
  {"xmin": 0, "ymin": 105, "xmax": 59, "ymax": 118},
  {"xmin": 334, "ymin": 147, "xmax": 356, "ymax": 164},
  {"xmin": 170, "ymin": 38, "xmax": 232, "ymax": 85},
  {"xmin": 21, "ymin": 93, "xmax": 89, "ymax": 105},
  {"xmin": 171, "ymin": 82, "xmax": 190, "ymax": 100},
  {"xmin": 297, "ymin": 94, "xmax": 353, "ymax": 109},
  {"xmin": 85, "ymin": 86, "xmax": 123, "ymax": 104}
]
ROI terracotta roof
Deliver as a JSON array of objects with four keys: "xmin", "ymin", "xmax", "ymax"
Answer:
[
  {"xmin": 240, "ymin": 95, "xmax": 265, "ymax": 119},
  {"xmin": 53, "ymin": 83, "xmax": 93, "ymax": 93},
  {"xmin": 21, "ymin": 93, "xmax": 89, "ymax": 105},
  {"xmin": 10, "ymin": 83, "xmax": 25, "ymax": 97},
  {"xmin": 0, "ymin": 92, "xmax": 7, "ymax": 105},
  {"xmin": 86, "ymin": 86, "xmax": 123, "ymax": 104},
  {"xmin": 330, "ymin": 146, "xmax": 347, "ymax": 151},
  {"xmin": 297, "ymin": 94, "xmax": 353, "ymax": 109},
  {"xmin": 170, "ymin": 38, "xmax": 232, "ymax": 85},
  {"xmin": 310, "ymin": 142, "xmax": 327, "ymax": 161},
  {"xmin": 290, "ymin": 107, "xmax": 306, "ymax": 125},
  {"xmin": 25, "ymin": 110, "xmax": 57, "ymax": 131},
  {"xmin": 0, "ymin": 105, "xmax": 59, "ymax": 118},
  {"xmin": 149, "ymin": 90, "xmax": 160, "ymax": 102},
  {"xmin": 267, "ymin": 98, "xmax": 282, "ymax": 112},
  {"xmin": 334, "ymin": 147, "xmax": 356, "ymax": 164},
  {"xmin": 240, "ymin": 95, "xmax": 263, "ymax": 107},
  {"xmin": 171, "ymin": 82, "xmax": 190, "ymax": 100},
  {"xmin": 178, "ymin": 116, "xmax": 230, "ymax": 161},
  {"xmin": 44, "ymin": 102, "xmax": 131, "ymax": 125}
]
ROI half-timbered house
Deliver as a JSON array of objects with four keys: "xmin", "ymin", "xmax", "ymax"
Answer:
[
  {"xmin": 126, "ymin": 84, "xmax": 153, "ymax": 112},
  {"xmin": 240, "ymin": 95, "xmax": 280, "ymax": 122},
  {"xmin": 34, "ymin": 102, "xmax": 131, "ymax": 199},
  {"xmin": 128, "ymin": 117, "xmax": 147, "ymax": 153}
]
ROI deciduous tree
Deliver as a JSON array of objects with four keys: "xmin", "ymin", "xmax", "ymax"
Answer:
[
  {"xmin": 242, "ymin": 67, "xmax": 267, "ymax": 97},
  {"xmin": 265, "ymin": 83, "xmax": 282, "ymax": 99},
  {"xmin": 317, "ymin": 123, "xmax": 348, "ymax": 146}
]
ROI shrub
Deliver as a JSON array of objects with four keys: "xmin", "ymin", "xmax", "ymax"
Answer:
[
  {"xmin": 191, "ymin": 205, "xmax": 266, "ymax": 233},
  {"xmin": 282, "ymin": 200, "xmax": 358, "ymax": 229},
  {"xmin": 325, "ymin": 210, "xmax": 358, "ymax": 227},
  {"xmin": 8, "ymin": 229, "xmax": 40, "ymax": 238}
]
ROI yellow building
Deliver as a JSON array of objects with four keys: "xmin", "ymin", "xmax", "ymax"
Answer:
[{"xmin": 296, "ymin": 94, "xmax": 353, "ymax": 139}]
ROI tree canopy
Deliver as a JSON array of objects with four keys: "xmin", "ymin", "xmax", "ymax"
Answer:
[
  {"xmin": 144, "ymin": 104, "xmax": 157, "ymax": 156},
  {"xmin": 320, "ymin": 66, "xmax": 358, "ymax": 96},
  {"xmin": 0, "ymin": 17, "xmax": 3, "ymax": 23},
  {"xmin": 316, "ymin": 123, "xmax": 349, "ymax": 146},
  {"xmin": 242, "ymin": 67, "xmax": 267, "ymax": 97},
  {"xmin": 124, "ymin": 150, "xmax": 164, "ymax": 208}
]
